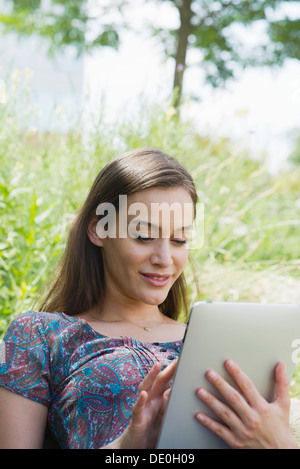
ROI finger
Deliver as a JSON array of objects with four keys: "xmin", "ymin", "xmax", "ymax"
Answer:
[
  {"xmin": 150, "ymin": 359, "xmax": 178, "ymax": 397},
  {"xmin": 154, "ymin": 389, "xmax": 172, "ymax": 428},
  {"xmin": 161, "ymin": 388, "xmax": 171, "ymax": 412},
  {"xmin": 131, "ymin": 390, "xmax": 148, "ymax": 426},
  {"xmin": 195, "ymin": 412, "xmax": 244, "ymax": 449},
  {"xmin": 223, "ymin": 360, "xmax": 266, "ymax": 408},
  {"xmin": 196, "ymin": 386, "xmax": 244, "ymax": 433},
  {"xmin": 138, "ymin": 363, "xmax": 162, "ymax": 394},
  {"xmin": 204, "ymin": 368, "xmax": 252, "ymax": 421},
  {"xmin": 274, "ymin": 362, "xmax": 291, "ymax": 410}
]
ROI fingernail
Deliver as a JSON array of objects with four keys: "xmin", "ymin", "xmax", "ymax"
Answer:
[
  {"xmin": 196, "ymin": 413, "xmax": 207, "ymax": 422},
  {"xmin": 197, "ymin": 388, "xmax": 208, "ymax": 398},
  {"xmin": 207, "ymin": 370, "xmax": 217, "ymax": 380},
  {"xmin": 226, "ymin": 359, "xmax": 236, "ymax": 370}
]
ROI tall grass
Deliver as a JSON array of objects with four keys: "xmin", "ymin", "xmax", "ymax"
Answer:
[{"xmin": 1, "ymin": 70, "xmax": 300, "ymax": 397}]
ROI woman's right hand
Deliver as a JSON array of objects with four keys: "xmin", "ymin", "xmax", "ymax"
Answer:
[{"xmin": 104, "ymin": 359, "xmax": 178, "ymax": 449}]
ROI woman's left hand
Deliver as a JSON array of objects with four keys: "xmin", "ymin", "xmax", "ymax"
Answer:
[{"xmin": 195, "ymin": 359, "xmax": 299, "ymax": 449}]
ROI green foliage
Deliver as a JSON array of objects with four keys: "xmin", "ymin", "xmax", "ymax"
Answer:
[
  {"xmin": 157, "ymin": 0, "xmax": 300, "ymax": 88},
  {"xmin": 1, "ymin": 0, "xmax": 300, "ymax": 89},
  {"xmin": 0, "ymin": 73, "xmax": 300, "ymax": 395},
  {"xmin": 9, "ymin": 0, "xmax": 42, "ymax": 13},
  {"xmin": 269, "ymin": 18, "xmax": 300, "ymax": 60},
  {"xmin": 0, "ymin": 0, "xmax": 123, "ymax": 55}
]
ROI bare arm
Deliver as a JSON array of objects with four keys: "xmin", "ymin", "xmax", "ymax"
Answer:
[{"xmin": 0, "ymin": 387, "xmax": 48, "ymax": 449}]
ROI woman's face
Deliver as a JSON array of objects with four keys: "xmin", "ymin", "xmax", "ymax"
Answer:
[{"xmin": 90, "ymin": 186, "xmax": 194, "ymax": 309}]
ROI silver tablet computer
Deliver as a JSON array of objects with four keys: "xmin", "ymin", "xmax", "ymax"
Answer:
[{"xmin": 156, "ymin": 301, "xmax": 300, "ymax": 449}]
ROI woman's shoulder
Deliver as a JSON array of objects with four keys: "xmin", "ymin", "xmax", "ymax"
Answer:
[{"xmin": 4, "ymin": 311, "xmax": 76, "ymax": 338}]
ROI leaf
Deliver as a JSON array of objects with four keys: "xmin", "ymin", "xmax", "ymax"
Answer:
[
  {"xmin": 35, "ymin": 202, "xmax": 59, "ymax": 224},
  {"xmin": 25, "ymin": 228, "xmax": 35, "ymax": 246},
  {"xmin": 20, "ymin": 280, "xmax": 27, "ymax": 300},
  {"xmin": 29, "ymin": 193, "xmax": 37, "ymax": 226}
]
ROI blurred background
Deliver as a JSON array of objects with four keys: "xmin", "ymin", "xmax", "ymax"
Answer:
[
  {"xmin": 1, "ymin": 0, "xmax": 300, "ymax": 400},
  {"xmin": 1, "ymin": 0, "xmax": 300, "ymax": 168}
]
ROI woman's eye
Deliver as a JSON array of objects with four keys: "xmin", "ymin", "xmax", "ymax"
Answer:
[
  {"xmin": 172, "ymin": 239, "xmax": 187, "ymax": 245},
  {"xmin": 132, "ymin": 235, "xmax": 187, "ymax": 245},
  {"xmin": 134, "ymin": 235, "xmax": 154, "ymax": 242}
]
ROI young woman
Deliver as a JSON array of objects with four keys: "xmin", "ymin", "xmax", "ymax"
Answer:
[{"xmin": 0, "ymin": 148, "xmax": 298, "ymax": 449}]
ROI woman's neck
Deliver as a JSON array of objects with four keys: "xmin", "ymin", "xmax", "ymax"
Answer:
[{"xmin": 86, "ymin": 300, "xmax": 163, "ymax": 325}]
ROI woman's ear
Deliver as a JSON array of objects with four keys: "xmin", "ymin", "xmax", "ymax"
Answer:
[{"xmin": 87, "ymin": 214, "xmax": 104, "ymax": 247}]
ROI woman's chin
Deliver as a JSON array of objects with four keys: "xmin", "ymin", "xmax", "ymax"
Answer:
[{"xmin": 142, "ymin": 293, "xmax": 169, "ymax": 307}]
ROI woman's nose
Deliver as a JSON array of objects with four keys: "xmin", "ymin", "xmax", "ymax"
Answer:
[{"xmin": 150, "ymin": 240, "xmax": 173, "ymax": 267}]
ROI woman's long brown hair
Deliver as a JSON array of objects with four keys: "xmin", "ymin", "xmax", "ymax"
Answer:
[{"xmin": 34, "ymin": 148, "xmax": 198, "ymax": 322}]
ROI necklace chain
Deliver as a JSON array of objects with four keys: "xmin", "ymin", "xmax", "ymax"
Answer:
[{"xmin": 86, "ymin": 311, "xmax": 165, "ymax": 332}]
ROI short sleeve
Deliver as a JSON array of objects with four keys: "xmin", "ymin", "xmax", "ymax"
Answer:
[{"xmin": 0, "ymin": 312, "xmax": 51, "ymax": 407}]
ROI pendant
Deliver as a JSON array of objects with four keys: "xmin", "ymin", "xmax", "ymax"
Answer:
[{"xmin": 144, "ymin": 327, "xmax": 152, "ymax": 332}]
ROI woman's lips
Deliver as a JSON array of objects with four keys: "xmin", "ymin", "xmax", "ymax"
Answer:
[{"xmin": 140, "ymin": 272, "xmax": 171, "ymax": 286}]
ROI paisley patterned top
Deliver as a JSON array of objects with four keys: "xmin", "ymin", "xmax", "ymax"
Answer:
[{"xmin": 0, "ymin": 311, "xmax": 182, "ymax": 449}]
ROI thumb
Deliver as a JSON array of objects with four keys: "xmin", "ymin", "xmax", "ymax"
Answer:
[
  {"xmin": 131, "ymin": 390, "xmax": 148, "ymax": 427},
  {"xmin": 274, "ymin": 362, "xmax": 290, "ymax": 410}
]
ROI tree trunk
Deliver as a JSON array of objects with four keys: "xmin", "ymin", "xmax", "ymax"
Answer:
[{"xmin": 173, "ymin": 0, "xmax": 194, "ymax": 108}]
